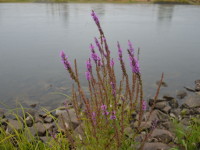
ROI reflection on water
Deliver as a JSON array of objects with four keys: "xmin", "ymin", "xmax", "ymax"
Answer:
[
  {"xmin": 157, "ymin": 5, "xmax": 174, "ymax": 25},
  {"xmin": 0, "ymin": 4, "xmax": 200, "ymax": 109}
]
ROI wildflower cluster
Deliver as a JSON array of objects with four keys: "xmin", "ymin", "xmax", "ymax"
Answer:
[{"xmin": 60, "ymin": 10, "xmax": 162, "ymax": 149}]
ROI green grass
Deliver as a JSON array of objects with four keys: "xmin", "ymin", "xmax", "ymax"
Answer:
[{"xmin": 171, "ymin": 117, "xmax": 200, "ymax": 150}]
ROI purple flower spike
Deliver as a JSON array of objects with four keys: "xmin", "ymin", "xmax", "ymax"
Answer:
[
  {"xmin": 110, "ymin": 82, "xmax": 116, "ymax": 96},
  {"xmin": 60, "ymin": 51, "xmax": 71, "ymax": 70},
  {"xmin": 117, "ymin": 42, "xmax": 123, "ymax": 60},
  {"xmin": 94, "ymin": 37, "xmax": 103, "ymax": 54},
  {"xmin": 86, "ymin": 58, "xmax": 92, "ymax": 72},
  {"xmin": 129, "ymin": 55, "xmax": 140, "ymax": 74},
  {"xmin": 110, "ymin": 58, "xmax": 115, "ymax": 68},
  {"xmin": 101, "ymin": 104, "xmax": 107, "ymax": 111},
  {"xmin": 110, "ymin": 111, "xmax": 116, "ymax": 120},
  {"xmin": 103, "ymin": 111, "xmax": 109, "ymax": 116},
  {"xmin": 128, "ymin": 40, "xmax": 134, "ymax": 55},
  {"xmin": 142, "ymin": 100, "xmax": 147, "ymax": 111},
  {"xmin": 85, "ymin": 71, "xmax": 91, "ymax": 81},
  {"xmin": 91, "ymin": 10, "xmax": 99, "ymax": 26}
]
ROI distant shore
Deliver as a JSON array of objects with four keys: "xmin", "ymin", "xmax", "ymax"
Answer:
[{"xmin": 0, "ymin": 0, "xmax": 200, "ymax": 5}]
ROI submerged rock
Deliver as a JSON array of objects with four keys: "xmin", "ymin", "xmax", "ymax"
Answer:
[
  {"xmin": 183, "ymin": 95, "xmax": 200, "ymax": 108},
  {"xmin": 176, "ymin": 90, "xmax": 187, "ymax": 99}
]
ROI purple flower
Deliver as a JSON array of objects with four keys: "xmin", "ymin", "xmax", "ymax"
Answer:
[
  {"xmin": 129, "ymin": 55, "xmax": 140, "ymax": 74},
  {"xmin": 102, "ymin": 111, "xmax": 109, "ymax": 116},
  {"xmin": 110, "ymin": 111, "xmax": 116, "ymax": 120},
  {"xmin": 86, "ymin": 58, "xmax": 92, "ymax": 72},
  {"xmin": 110, "ymin": 82, "xmax": 116, "ymax": 96},
  {"xmin": 117, "ymin": 42, "xmax": 123, "ymax": 60},
  {"xmin": 101, "ymin": 104, "xmax": 107, "ymax": 111},
  {"xmin": 85, "ymin": 71, "xmax": 91, "ymax": 81},
  {"xmin": 94, "ymin": 37, "xmax": 103, "ymax": 54},
  {"xmin": 142, "ymin": 100, "xmax": 147, "ymax": 111},
  {"xmin": 91, "ymin": 10, "xmax": 99, "ymax": 26},
  {"xmin": 128, "ymin": 40, "xmax": 134, "ymax": 55},
  {"xmin": 90, "ymin": 44, "xmax": 100, "ymax": 64},
  {"xmin": 60, "ymin": 51, "xmax": 71, "ymax": 70},
  {"xmin": 110, "ymin": 58, "xmax": 115, "ymax": 68}
]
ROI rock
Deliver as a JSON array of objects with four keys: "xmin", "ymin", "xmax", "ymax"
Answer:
[
  {"xmin": 163, "ymin": 94, "xmax": 174, "ymax": 101},
  {"xmin": 170, "ymin": 108, "xmax": 181, "ymax": 117},
  {"xmin": 162, "ymin": 105, "xmax": 171, "ymax": 114},
  {"xmin": 184, "ymin": 86, "xmax": 196, "ymax": 92},
  {"xmin": 151, "ymin": 129, "xmax": 174, "ymax": 144},
  {"xmin": 183, "ymin": 95, "xmax": 200, "ymax": 108},
  {"xmin": 124, "ymin": 127, "xmax": 134, "ymax": 138},
  {"xmin": 180, "ymin": 103, "xmax": 190, "ymax": 109},
  {"xmin": 195, "ymin": 80, "xmax": 200, "ymax": 91},
  {"xmin": 57, "ymin": 109, "xmax": 79, "ymax": 130},
  {"xmin": 169, "ymin": 99, "xmax": 178, "ymax": 109},
  {"xmin": 25, "ymin": 116, "xmax": 34, "ymax": 127},
  {"xmin": 162, "ymin": 121, "xmax": 173, "ymax": 130},
  {"xmin": 40, "ymin": 136, "xmax": 52, "ymax": 143},
  {"xmin": 34, "ymin": 113, "xmax": 44, "ymax": 123},
  {"xmin": 154, "ymin": 101, "xmax": 168, "ymax": 110},
  {"xmin": 25, "ymin": 109, "xmax": 36, "ymax": 118},
  {"xmin": 32, "ymin": 122, "xmax": 54, "ymax": 137},
  {"xmin": 148, "ymin": 98, "xmax": 167, "ymax": 107},
  {"xmin": 30, "ymin": 103, "xmax": 37, "ymax": 108},
  {"xmin": 0, "ymin": 109, "xmax": 5, "ymax": 118},
  {"xmin": 132, "ymin": 121, "xmax": 152, "ymax": 131},
  {"xmin": 38, "ymin": 111, "xmax": 48, "ymax": 118},
  {"xmin": 143, "ymin": 142, "xmax": 170, "ymax": 150},
  {"xmin": 181, "ymin": 108, "xmax": 193, "ymax": 116},
  {"xmin": 180, "ymin": 118, "xmax": 191, "ymax": 126},
  {"xmin": 156, "ymin": 81, "xmax": 168, "ymax": 87},
  {"xmin": 74, "ymin": 124, "xmax": 84, "ymax": 138},
  {"xmin": 44, "ymin": 116, "xmax": 53, "ymax": 123},
  {"xmin": 176, "ymin": 90, "xmax": 187, "ymax": 99},
  {"xmin": 7, "ymin": 119, "xmax": 24, "ymax": 133}
]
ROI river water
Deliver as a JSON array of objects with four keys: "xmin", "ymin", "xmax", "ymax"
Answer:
[{"xmin": 0, "ymin": 3, "xmax": 200, "ymax": 108}]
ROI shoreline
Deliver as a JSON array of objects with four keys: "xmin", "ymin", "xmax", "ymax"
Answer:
[{"xmin": 0, "ymin": 0, "xmax": 200, "ymax": 5}]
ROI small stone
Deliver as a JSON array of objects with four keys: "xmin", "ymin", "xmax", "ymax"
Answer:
[
  {"xmin": 170, "ymin": 108, "xmax": 181, "ymax": 117},
  {"xmin": 57, "ymin": 109, "xmax": 79, "ymax": 130},
  {"xmin": 169, "ymin": 99, "xmax": 178, "ymax": 109},
  {"xmin": 151, "ymin": 129, "xmax": 174, "ymax": 144},
  {"xmin": 44, "ymin": 116, "xmax": 53, "ymax": 123},
  {"xmin": 154, "ymin": 101, "xmax": 168, "ymax": 110},
  {"xmin": 124, "ymin": 127, "xmax": 134, "ymax": 138},
  {"xmin": 143, "ymin": 142, "xmax": 170, "ymax": 150},
  {"xmin": 33, "ymin": 122, "xmax": 46, "ymax": 136},
  {"xmin": 25, "ymin": 116, "xmax": 34, "ymax": 127},
  {"xmin": 176, "ymin": 90, "xmax": 187, "ymax": 99},
  {"xmin": 183, "ymin": 95, "xmax": 200, "ymax": 108},
  {"xmin": 180, "ymin": 118, "xmax": 191, "ymax": 126},
  {"xmin": 180, "ymin": 103, "xmax": 190, "ymax": 109},
  {"xmin": 163, "ymin": 94, "xmax": 174, "ymax": 101},
  {"xmin": 25, "ymin": 109, "xmax": 36, "ymax": 118},
  {"xmin": 34, "ymin": 114, "xmax": 44, "ymax": 123},
  {"xmin": 40, "ymin": 136, "xmax": 52, "ymax": 143},
  {"xmin": 162, "ymin": 105, "xmax": 171, "ymax": 114},
  {"xmin": 30, "ymin": 104, "xmax": 37, "ymax": 108},
  {"xmin": 7, "ymin": 119, "xmax": 24, "ymax": 133},
  {"xmin": 195, "ymin": 80, "xmax": 200, "ymax": 91}
]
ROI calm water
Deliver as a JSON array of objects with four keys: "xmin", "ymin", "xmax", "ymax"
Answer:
[{"xmin": 0, "ymin": 3, "xmax": 200, "ymax": 108}]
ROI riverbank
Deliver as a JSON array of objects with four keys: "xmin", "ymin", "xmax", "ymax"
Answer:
[{"xmin": 0, "ymin": 0, "xmax": 200, "ymax": 5}]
